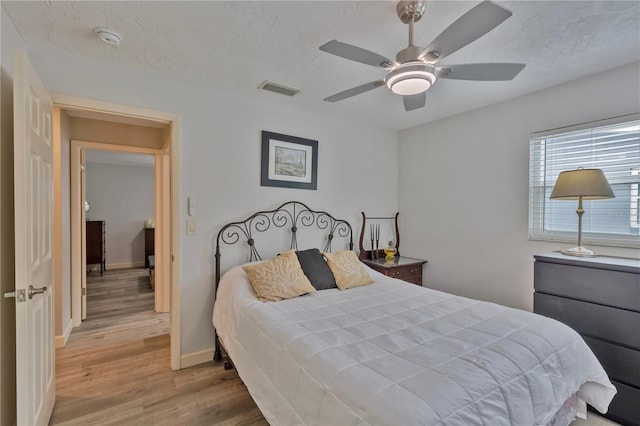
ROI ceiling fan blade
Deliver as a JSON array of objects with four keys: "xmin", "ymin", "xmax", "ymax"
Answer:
[
  {"xmin": 320, "ymin": 40, "xmax": 396, "ymax": 69},
  {"xmin": 438, "ymin": 63, "xmax": 525, "ymax": 81},
  {"xmin": 419, "ymin": 1, "xmax": 512, "ymax": 62},
  {"xmin": 324, "ymin": 80, "xmax": 385, "ymax": 103},
  {"xmin": 403, "ymin": 93, "xmax": 426, "ymax": 111}
]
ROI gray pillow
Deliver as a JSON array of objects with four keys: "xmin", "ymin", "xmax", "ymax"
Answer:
[{"xmin": 296, "ymin": 248, "xmax": 337, "ymax": 290}]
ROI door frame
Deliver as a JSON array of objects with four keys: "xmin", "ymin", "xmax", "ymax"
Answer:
[
  {"xmin": 72, "ymin": 141, "xmax": 166, "ymax": 311},
  {"xmin": 53, "ymin": 94, "xmax": 181, "ymax": 370}
]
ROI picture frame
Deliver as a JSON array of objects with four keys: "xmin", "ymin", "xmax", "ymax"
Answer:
[{"xmin": 261, "ymin": 131, "xmax": 318, "ymax": 190}]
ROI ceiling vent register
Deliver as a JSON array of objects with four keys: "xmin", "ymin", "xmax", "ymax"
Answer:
[{"xmin": 258, "ymin": 81, "xmax": 300, "ymax": 97}]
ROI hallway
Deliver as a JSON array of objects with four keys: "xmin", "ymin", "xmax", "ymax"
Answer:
[{"xmin": 50, "ymin": 268, "xmax": 266, "ymax": 425}]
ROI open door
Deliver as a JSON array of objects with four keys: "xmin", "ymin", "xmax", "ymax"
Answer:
[{"xmin": 12, "ymin": 51, "xmax": 55, "ymax": 425}]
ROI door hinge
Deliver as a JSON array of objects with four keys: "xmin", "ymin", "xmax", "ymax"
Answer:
[
  {"xmin": 4, "ymin": 289, "xmax": 26, "ymax": 303},
  {"xmin": 82, "ymin": 287, "xmax": 87, "ymax": 296}
]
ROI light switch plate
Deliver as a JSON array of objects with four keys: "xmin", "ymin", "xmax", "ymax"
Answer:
[{"xmin": 186, "ymin": 219, "xmax": 197, "ymax": 235}]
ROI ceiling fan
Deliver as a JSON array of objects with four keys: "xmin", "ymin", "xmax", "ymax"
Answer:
[{"xmin": 319, "ymin": 0, "xmax": 525, "ymax": 112}]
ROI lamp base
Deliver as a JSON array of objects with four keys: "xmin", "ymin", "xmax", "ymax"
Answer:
[{"xmin": 560, "ymin": 246, "xmax": 598, "ymax": 257}]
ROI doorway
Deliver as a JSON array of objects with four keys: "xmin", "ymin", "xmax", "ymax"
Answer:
[
  {"xmin": 84, "ymin": 149, "xmax": 156, "ymax": 321},
  {"xmin": 52, "ymin": 95, "xmax": 181, "ymax": 371}
]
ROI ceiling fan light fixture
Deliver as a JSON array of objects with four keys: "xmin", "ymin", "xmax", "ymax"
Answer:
[{"xmin": 385, "ymin": 62, "xmax": 436, "ymax": 96}]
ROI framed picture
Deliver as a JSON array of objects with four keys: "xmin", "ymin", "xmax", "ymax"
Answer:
[{"xmin": 261, "ymin": 131, "xmax": 318, "ymax": 190}]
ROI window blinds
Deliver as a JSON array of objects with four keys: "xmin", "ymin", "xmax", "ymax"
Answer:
[{"xmin": 529, "ymin": 114, "xmax": 640, "ymax": 248}]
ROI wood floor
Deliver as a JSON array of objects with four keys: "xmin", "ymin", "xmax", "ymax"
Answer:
[{"xmin": 50, "ymin": 268, "xmax": 268, "ymax": 426}]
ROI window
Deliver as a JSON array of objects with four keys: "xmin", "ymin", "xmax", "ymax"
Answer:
[{"xmin": 529, "ymin": 114, "xmax": 640, "ymax": 248}]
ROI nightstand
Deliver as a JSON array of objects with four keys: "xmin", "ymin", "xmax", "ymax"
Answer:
[
  {"xmin": 362, "ymin": 256, "xmax": 427, "ymax": 286},
  {"xmin": 533, "ymin": 252, "xmax": 640, "ymax": 425}
]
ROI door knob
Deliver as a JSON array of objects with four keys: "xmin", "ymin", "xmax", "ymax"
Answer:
[{"xmin": 28, "ymin": 285, "xmax": 47, "ymax": 299}]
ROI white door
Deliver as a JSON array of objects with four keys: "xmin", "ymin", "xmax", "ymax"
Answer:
[{"xmin": 13, "ymin": 51, "xmax": 55, "ymax": 426}]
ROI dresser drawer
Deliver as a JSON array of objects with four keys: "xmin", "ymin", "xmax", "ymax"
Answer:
[
  {"xmin": 606, "ymin": 380, "xmax": 640, "ymax": 426},
  {"xmin": 534, "ymin": 293, "xmax": 640, "ymax": 350},
  {"xmin": 534, "ymin": 261, "xmax": 640, "ymax": 312},
  {"xmin": 583, "ymin": 337, "xmax": 640, "ymax": 388}
]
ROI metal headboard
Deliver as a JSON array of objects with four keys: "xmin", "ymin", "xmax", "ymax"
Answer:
[{"xmin": 213, "ymin": 201, "xmax": 353, "ymax": 361}]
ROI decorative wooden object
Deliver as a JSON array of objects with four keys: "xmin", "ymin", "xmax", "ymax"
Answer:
[
  {"xmin": 86, "ymin": 220, "xmax": 105, "ymax": 276},
  {"xmin": 358, "ymin": 212, "xmax": 400, "ymax": 260},
  {"xmin": 358, "ymin": 211, "xmax": 427, "ymax": 286}
]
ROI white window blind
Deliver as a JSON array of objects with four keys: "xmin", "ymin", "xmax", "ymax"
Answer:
[{"xmin": 529, "ymin": 114, "xmax": 640, "ymax": 248}]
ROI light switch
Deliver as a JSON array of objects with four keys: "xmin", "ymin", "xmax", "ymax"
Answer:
[
  {"xmin": 188, "ymin": 196, "xmax": 197, "ymax": 216},
  {"xmin": 186, "ymin": 219, "xmax": 197, "ymax": 235}
]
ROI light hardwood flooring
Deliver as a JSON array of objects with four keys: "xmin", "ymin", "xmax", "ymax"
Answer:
[{"xmin": 50, "ymin": 268, "xmax": 267, "ymax": 426}]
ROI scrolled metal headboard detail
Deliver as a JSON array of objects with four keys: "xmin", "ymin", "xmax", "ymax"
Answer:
[
  {"xmin": 213, "ymin": 201, "xmax": 353, "ymax": 361},
  {"xmin": 214, "ymin": 200, "xmax": 353, "ymax": 288}
]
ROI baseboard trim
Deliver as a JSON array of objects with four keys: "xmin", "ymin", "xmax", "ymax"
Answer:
[
  {"xmin": 55, "ymin": 319, "xmax": 73, "ymax": 348},
  {"xmin": 104, "ymin": 261, "xmax": 145, "ymax": 270},
  {"xmin": 180, "ymin": 347, "xmax": 215, "ymax": 369}
]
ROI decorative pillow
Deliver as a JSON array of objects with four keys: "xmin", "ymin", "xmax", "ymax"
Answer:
[
  {"xmin": 296, "ymin": 248, "xmax": 337, "ymax": 290},
  {"xmin": 322, "ymin": 250, "xmax": 373, "ymax": 290},
  {"xmin": 242, "ymin": 250, "xmax": 316, "ymax": 302}
]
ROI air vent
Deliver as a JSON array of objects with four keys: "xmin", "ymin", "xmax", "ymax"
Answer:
[{"xmin": 258, "ymin": 81, "xmax": 300, "ymax": 97}]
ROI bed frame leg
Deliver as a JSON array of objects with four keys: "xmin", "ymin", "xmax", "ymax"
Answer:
[{"xmin": 213, "ymin": 334, "xmax": 222, "ymax": 362}]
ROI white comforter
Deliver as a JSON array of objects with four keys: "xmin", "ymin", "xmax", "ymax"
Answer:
[{"xmin": 213, "ymin": 265, "xmax": 616, "ymax": 426}]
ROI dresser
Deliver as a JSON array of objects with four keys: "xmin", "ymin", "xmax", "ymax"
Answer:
[
  {"xmin": 533, "ymin": 252, "xmax": 640, "ymax": 425},
  {"xmin": 144, "ymin": 228, "xmax": 154, "ymax": 268},
  {"xmin": 86, "ymin": 220, "xmax": 105, "ymax": 276},
  {"xmin": 361, "ymin": 256, "xmax": 427, "ymax": 286}
]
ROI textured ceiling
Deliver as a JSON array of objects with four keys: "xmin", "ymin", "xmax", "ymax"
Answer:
[{"xmin": 3, "ymin": 1, "xmax": 639, "ymax": 130}]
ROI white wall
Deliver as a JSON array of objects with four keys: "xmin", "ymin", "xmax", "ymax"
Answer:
[
  {"xmin": 86, "ymin": 161, "xmax": 155, "ymax": 267},
  {"xmin": 398, "ymin": 62, "xmax": 640, "ymax": 312},
  {"xmin": 24, "ymin": 46, "xmax": 398, "ymax": 357}
]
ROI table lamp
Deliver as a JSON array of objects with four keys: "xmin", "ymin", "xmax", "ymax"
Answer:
[{"xmin": 550, "ymin": 168, "xmax": 615, "ymax": 257}]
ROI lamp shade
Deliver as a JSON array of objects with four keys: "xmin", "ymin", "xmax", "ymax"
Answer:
[{"xmin": 550, "ymin": 168, "xmax": 615, "ymax": 200}]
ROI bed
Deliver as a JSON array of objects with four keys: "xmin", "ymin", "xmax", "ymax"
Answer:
[{"xmin": 212, "ymin": 201, "xmax": 616, "ymax": 425}]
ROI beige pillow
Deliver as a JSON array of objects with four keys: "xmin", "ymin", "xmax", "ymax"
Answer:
[
  {"xmin": 323, "ymin": 250, "xmax": 373, "ymax": 290},
  {"xmin": 242, "ymin": 250, "xmax": 316, "ymax": 302}
]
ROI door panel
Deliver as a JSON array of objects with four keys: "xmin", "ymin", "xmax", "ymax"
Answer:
[{"xmin": 14, "ymin": 51, "xmax": 55, "ymax": 426}]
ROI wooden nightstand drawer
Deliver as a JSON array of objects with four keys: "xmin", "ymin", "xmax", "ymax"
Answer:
[
  {"xmin": 388, "ymin": 265, "xmax": 422, "ymax": 284},
  {"xmin": 362, "ymin": 257, "xmax": 426, "ymax": 286}
]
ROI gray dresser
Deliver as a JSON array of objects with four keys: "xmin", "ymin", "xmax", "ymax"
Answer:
[{"xmin": 533, "ymin": 252, "xmax": 640, "ymax": 425}]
